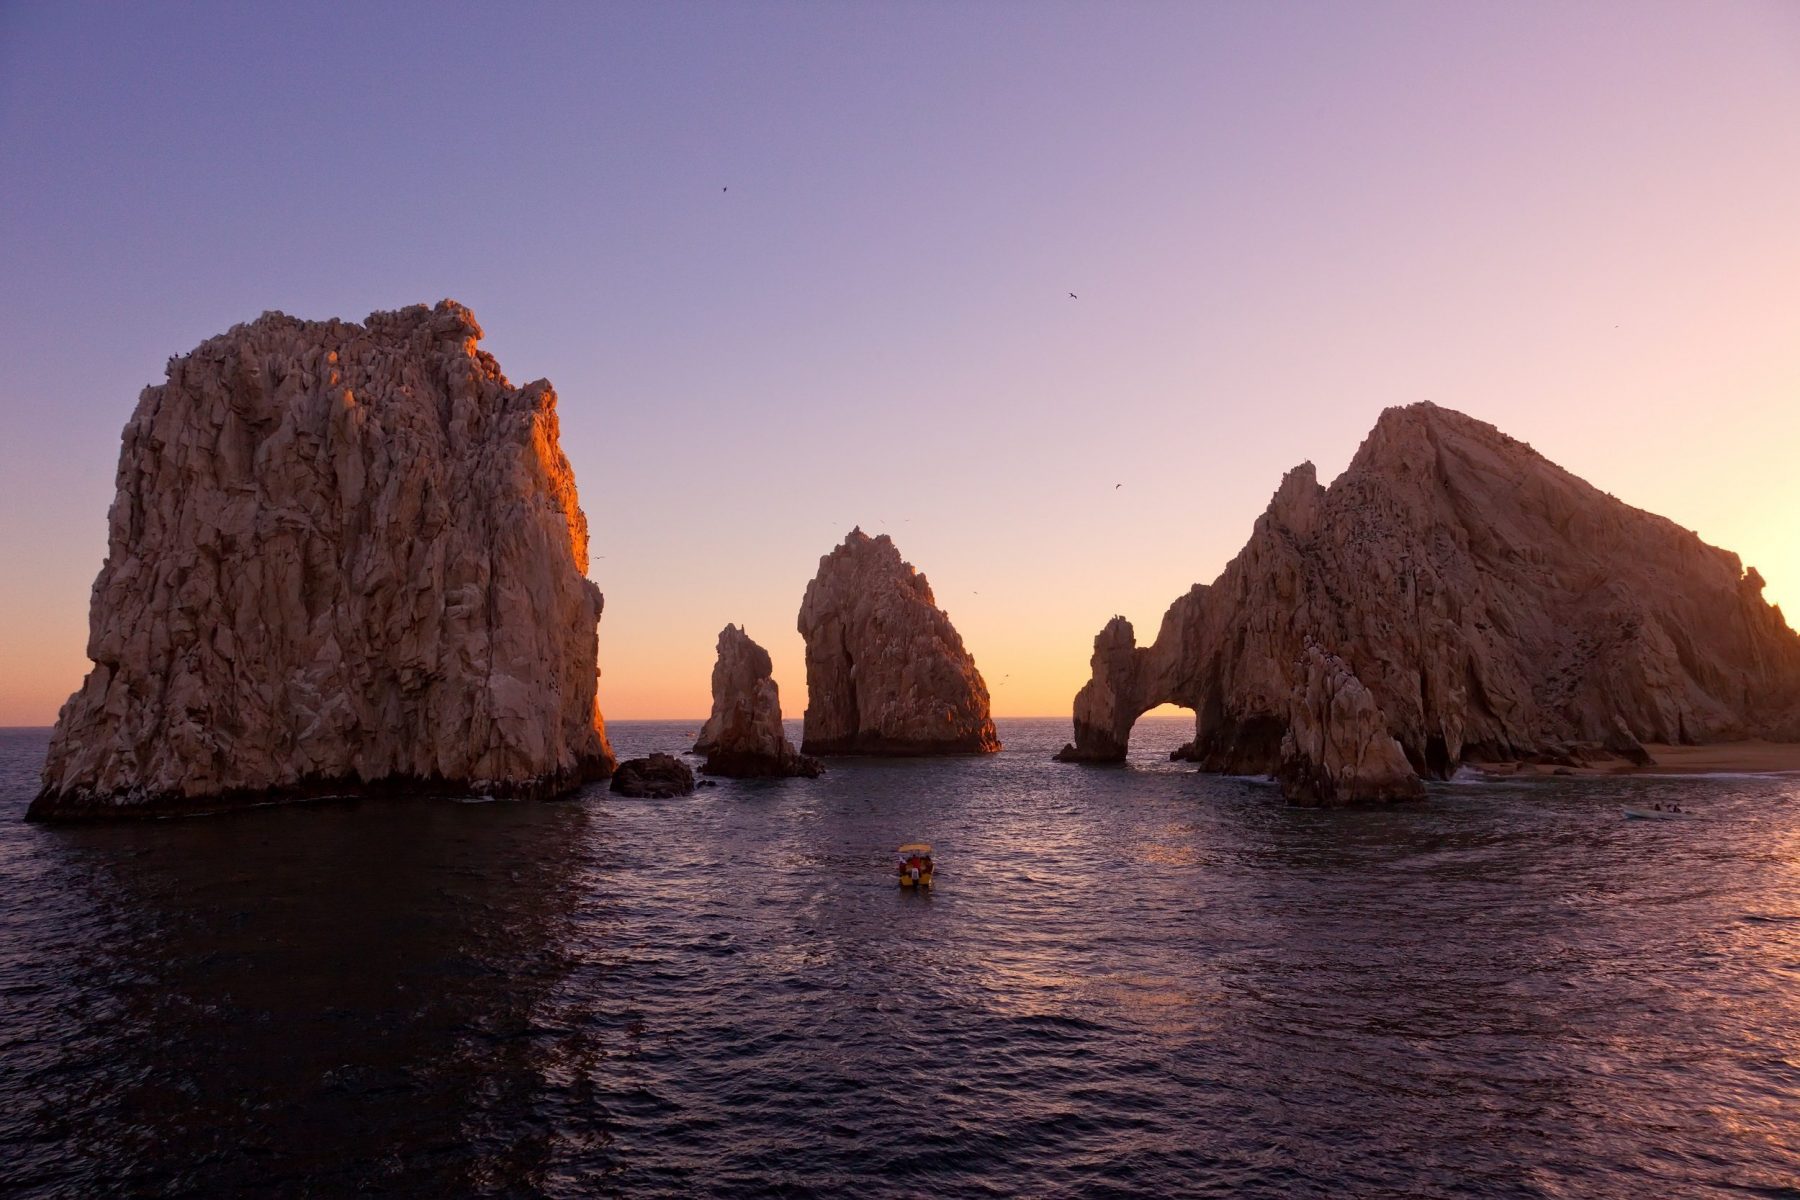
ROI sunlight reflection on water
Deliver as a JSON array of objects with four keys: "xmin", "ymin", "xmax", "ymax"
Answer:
[{"xmin": 2, "ymin": 720, "xmax": 1798, "ymax": 1197}]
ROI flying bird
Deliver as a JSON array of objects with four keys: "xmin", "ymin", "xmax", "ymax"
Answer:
[
  {"xmin": 1115, "ymin": 483, "xmax": 1122, "ymax": 489},
  {"xmin": 1068, "ymin": 292, "xmax": 1078, "ymax": 299}
]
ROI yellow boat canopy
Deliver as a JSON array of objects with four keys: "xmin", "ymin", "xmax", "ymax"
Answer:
[{"xmin": 898, "ymin": 843, "xmax": 933, "ymax": 855}]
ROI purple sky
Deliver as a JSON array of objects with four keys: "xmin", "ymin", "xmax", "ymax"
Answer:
[{"xmin": 3, "ymin": 1, "xmax": 1798, "ymax": 722}]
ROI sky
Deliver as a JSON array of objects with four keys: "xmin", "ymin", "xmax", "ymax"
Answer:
[{"xmin": 2, "ymin": 1, "xmax": 1797, "ymax": 725}]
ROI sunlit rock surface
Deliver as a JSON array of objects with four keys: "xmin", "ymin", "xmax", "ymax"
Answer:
[
  {"xmin": 797, "ymin": 529, "xmax": 1000, "ymax": 756},
  {"xmin": 1058, "ymin": 402, "xmax": 1800, "ymax": 804},
  {"xmin": 31, "ymin": 301, "xmax": 615, "ymax": 820},
  {"xmin": 693, "ymin": 624, "xmax": 822, "ymax": 778}
]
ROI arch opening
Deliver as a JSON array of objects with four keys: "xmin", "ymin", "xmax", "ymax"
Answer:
[{"xmin": 1129, "ymin": 703, "xmax": 1202, "ymax": 766}]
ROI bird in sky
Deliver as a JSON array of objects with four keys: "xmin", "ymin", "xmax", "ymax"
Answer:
[
  {"xmin": 1115, "ymin": 483, "xmax": 1122, "ymax": 489},
  {"xmin": 1068, "ymin": 292, "xmax": 1078, "ymax": 299}
]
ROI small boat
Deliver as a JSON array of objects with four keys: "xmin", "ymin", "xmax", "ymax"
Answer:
[
  {"xmin": 1623, "ymin": 807, "xmax": 1698, "ymax": 821},
  {"xmin": 897, "ymin": 843, "xmax": 934, "ymax": 888}
]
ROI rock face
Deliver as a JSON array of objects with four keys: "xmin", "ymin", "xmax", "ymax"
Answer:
[
  {"xmin": 693, "ymin": 625, "xmax": 822, "ymax": 777},
  {"xmin": 1277, "ymin": 642, "xmax": 1425, "ymax": 805},
  {"xmin": 1057, "ymin": 402, "xmax": 1800, "ymax": 804},
  {"xmin": 797, "ymin": 529, "xmax": 1000, "ymax": 756},
  {"xmin": 31, "ymin": 301, "xmax": 616, "ymax": 821},
  {"xmin": 610, "ymin": 753, "xmax": 695, "ymax": 798}
]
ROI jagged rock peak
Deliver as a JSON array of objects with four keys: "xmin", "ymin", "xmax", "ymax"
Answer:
[
  {"xmin": 31, "ymin": 300, "xmax": 615, "ymax": 821},
  {"xmin": 1267, "ymin": 461, "xmax": 1323, "ymax": 535},
  {"xmin": 1058, "ymin": 402, "xmax": 1800, "ymax": 804},
  {"xmin": 797, "ymin": 529, "xmax": 1000, "ymax": 756},
  {"xmin": 693, "ymin": 624, "xmax": 822, "ymax": 778}
]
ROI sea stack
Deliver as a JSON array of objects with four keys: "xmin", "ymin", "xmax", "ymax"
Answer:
[
  {"xmin": 693, "ymin": 624, "xmax": 822, "ymax": 777},
  {"xmin": 30, "ymin": 301, "xmax": 616, "ymax": 820},
  {"xmin": 1057, "ymin": 402, "xmax": 1800, "ymax": 804},
  {"xmin": 797, "ymin": 528, "xmax": 1000, "ymax": 755}
]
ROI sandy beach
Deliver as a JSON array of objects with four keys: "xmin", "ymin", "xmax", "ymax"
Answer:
[
  {"xmin": 1477, "ymin": 741, "xmax": 1800, "ymax": 779},
  {"xmin": 1636, "ymin": 742, "xmax": 1800, "ymax": 774}
]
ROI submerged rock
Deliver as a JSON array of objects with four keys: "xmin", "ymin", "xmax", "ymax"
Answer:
[
  {"xmin": 31, "ymin": 302, "xmax": 615, "ymax": 821},
  {"xmin": 609, "ymin": 753, "xmax": 696, "ymax": 798},
  {"xmin": 797, "ymin": 529, "xmax": 1000, "ymax": 756},
  {"xmin": 1059, "ymin": 402, "xmax": 1800, "ymax": 804},
  {"xmin": 693, "ymin": 625, "xmax": 822, "ymax": 778}
]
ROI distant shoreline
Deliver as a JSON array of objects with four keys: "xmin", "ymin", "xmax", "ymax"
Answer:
[{"xmin": 10, "ymin": 723, "xmax": 1798, "ymax": 776}]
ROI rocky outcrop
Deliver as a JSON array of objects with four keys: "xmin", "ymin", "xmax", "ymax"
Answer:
[
  {"xmin": 31, "ymin": 301, "xmax": 615, "ymax": 821},
  {"xmin": 610, "ymin": 753, "xmax": 695, "ymax": 798},
  {"xmin": 1277, "ymin": 642, "xmax": 1424, "ymax": 805},
  {"xmin": 1058, "ymin": 402, "xmax": 1800, "ymax": 804},
  {"xmin": 797, "ymin": 529, "xmax": 1000, "ymax": 756},
  {"xmin": 693, "ymin": 625, "xmax": 822, "ymax": 777}
]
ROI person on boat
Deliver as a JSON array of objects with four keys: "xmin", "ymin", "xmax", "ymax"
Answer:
[{"xmin": 1654, "ymin": 803, "xmax": 1664, "ymax": 811}]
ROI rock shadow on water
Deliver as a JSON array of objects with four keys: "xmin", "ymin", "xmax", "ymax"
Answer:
[{"xmin": 10, "ymin": 798, "xmax": 627, "ymax": 1195}]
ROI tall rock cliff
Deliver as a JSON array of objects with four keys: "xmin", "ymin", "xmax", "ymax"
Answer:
[
  {"xmin": 797, "ymin": 529, "xmax": 1000, "ymax": 755},
  {"xmin": 1057, "ymin": 402, "xmax": 1800, "ymax": 803},
  {"xmin": 31, "ymin": 301, "xmax": 615, "ymax": 820},
  {"xmin": 693, "ymin": 624, "xmax": 821, "ymax": 777}
]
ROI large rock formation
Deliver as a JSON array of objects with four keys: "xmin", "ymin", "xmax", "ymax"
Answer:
[
  {"xmin": 31, "ymin": 301, "xmax": 616, "ymax": 821},
  {"xmin": 693, "ymin": 625, "xmax": 822, "ymax": 777},
  {"xmin": 1057, "ymin": 402, "xmax": 1800, "ymax": 804},
  {"xmin": 797, "ymin": 529, "xmax": 1000, "ymax": 755}
]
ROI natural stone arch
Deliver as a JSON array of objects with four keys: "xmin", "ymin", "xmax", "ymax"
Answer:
[
  {"xmin": 1050, "ymin": 403, "xmax": 1800, "ymax": 805},
  {"xmin": 1053, "ymin": 616, "xmax": 1164, "ymax": 763}
]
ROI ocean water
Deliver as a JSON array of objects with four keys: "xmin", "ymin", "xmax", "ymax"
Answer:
[{"xmin": 2, "ymin": 718, "xmax": 1798, "ymax": 1198}]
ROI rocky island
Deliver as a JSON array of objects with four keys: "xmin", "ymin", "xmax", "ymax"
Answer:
[
  {"xmin": 797, "ymin": 529, "xmax": 1000, "ymax": 756},
  {"xmin": 693, "ymin": 624, "xmax": 822, "ymax": 777},
  {"xmin": 610, "ymin": 753, "xmax": 696, "ymax": 798},
  {"xmin": 30, "ymin": 301, "xmax": 616, "ymax": 820},
  {"xmin": 1057, "ymin": 402, "xmax": 1800, "ymax": 804}
]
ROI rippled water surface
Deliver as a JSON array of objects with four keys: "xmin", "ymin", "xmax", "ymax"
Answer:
[{"xmin": 3, "ymin": 719, "xmax": 1799, "ymax": 1197}]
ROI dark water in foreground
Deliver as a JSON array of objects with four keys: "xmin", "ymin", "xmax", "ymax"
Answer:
[{"xmin": 2, "ymin": 719, "xmax": 1799, "ymax": 1198}]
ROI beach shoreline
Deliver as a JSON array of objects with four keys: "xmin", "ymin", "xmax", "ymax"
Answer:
[{"xmin": 1474, "ymin": 741, "xmax": 1800, "ymax": 779}]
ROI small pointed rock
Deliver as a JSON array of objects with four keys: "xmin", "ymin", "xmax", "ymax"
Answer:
[{"xmin": 693, "ymin": 625, "xmax": 822, "ymax": 778}]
